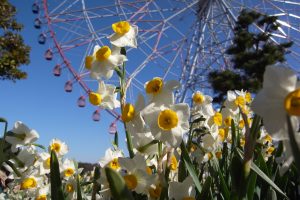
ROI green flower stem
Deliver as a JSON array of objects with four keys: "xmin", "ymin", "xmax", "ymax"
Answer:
[
  {"xmin": 158, "ymin": 141, "xmax": 162, "ymax": 157},
  {"xmin": 124, "ymin": 125, "xmax": 134, "ymax": 158},
  {"xmin": 118, "ymin": 59, "xmax": 134, "ymax": 158}
]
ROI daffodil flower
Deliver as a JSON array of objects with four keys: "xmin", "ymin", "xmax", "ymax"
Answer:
[
  {"xmin": 122, "ymin": 94, "xmax": 147, "ymax": 137},
  {"xmin": 168, "ymin": 176, "xmax": 196, "ymax": 200},
  {"xmin": 36, "ymin": 152, "xmax": 51, "ymax": 175},
  {"xmin": 60, "ymin": 159, "xmax": 76, "ymax": 178},
  {"xmin": 144, "ymin": 77, "xmax": 180, "ymax": 107},
  {"xmin": 252, "ymin": 65, "xmax": 300, "ymax": 140},
  {"xmin": 224, "ymin": 90, "xmax": 250, "ymax": 115},
  {"xmin": 19, "ymin": 169, "xmax": 43, "ymax": 194},
  {"xmin": 221, "ymin": 107, "xmax": 234, "ymax": 128},
  {"xmin": 48, "ymin": 138, "xmax": 68, "ymax": 157},
  {"xmin": 251, "ymin": 65, "xmax": 300, "ymax": 174},
  {"xmin": 35, "ymin": 184, "xmax": 49, "ymax": 200},
  {"xmin": 201, "ymin": 134, "xmax": 217, "ymax": 152},
  {"xmin": 98, "ymin": 148, "xmax": 123, "ymax": 170},
  {"xmin": 65, "ymin": 177, "xmax": 77, "ymax": 199},
  {"xmin": 118, "ymin": 154, "xmax": 155, "ymax": 194},
  {"xmin": 16, "ymin": 147, "xmax": 37, "ymax": 169},
  {"xmin": 86, "ymin": 45, "xmax": 127, "ymax": 80},
  {"xmin": 98, "ymin": 148, "xmax": 123, "ymax": 200},
  {"xmin": 191, "ymin": 91, "xmax": 214, "ymax": 119},
  {"xmin": 89, "ymin": 81, "xmax": 120, "ymax": 110},
  {"xmin": 108, "ymin": 21, "xmax": 138, "ymax": 48},
  {"xmin": 5, "ymin": 121, "xmax": 39, "ymax": 152},
  {"xmin": 132, "ymin": 132, "xmax": 158, "ymax": 156},
  {"xmin": 207, "ymin": 110, "xmax": 223, "ymax": 127},
  {"xmin": 143, "ymin": 103, "xmax": 190, "ymax": 147}
]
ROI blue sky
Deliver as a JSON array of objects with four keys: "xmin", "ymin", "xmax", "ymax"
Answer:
[{"xmin": 0, "ymin": 0, "xmax": 122, "ymax": 163}]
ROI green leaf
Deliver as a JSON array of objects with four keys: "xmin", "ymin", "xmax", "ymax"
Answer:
[
  {"xmin": 159, "ymin": 166, "xmax": 170, "ymax": 200},
  {"xmin": 159, "ymin": 184, "xmax": 169, "ymax": 200},
  {"xmin": 120, "ymin": 47, "xmax": 126, "ymax": 56},
  {"xmin": 231, "ymin": 119, "xmax": 237, "ymax": 149},
  {"xmin": 0, "ymin": 139, "xmax": 5, "ymax": 166},
  {"xmin": 0, "ymin": 118, "xmax": 7, "ymax": 123},
  {"xmin": 230, "ymin": 155, "xmax": 243, "ymax": 197},
  {"xmin": 77, "ymin": 173, "xmax": 83, "ymax": 200},
  {"xmin": 267, "ymin": 188, "xmax": 277, "ymax": 200},
  {"xmin": 236, "ymin": 149, "xmax": 287, "ymax": 198},
  {"xmin": 249, "ymin": 115, "xmax": 261, "ymax": 141},
  {"xmin": 251, "ymin": 157, "xmax": 287, "ymax": 198},
  {"xmin": 246, "ymin": 171, "xmax": 257, "ymax": 200},
  {"xmin": 137, "ymin": 140, "xmax": 159, "ymax": 153},
  {"xmin": 198, "ymin": 176, "xmax": 212, "ymax": 199},
  {"xmin": 178, "ymin": 153, "xmax": 187, "ymax": 182},
  {"xmin": 180, "ymin": 142, "xmax": 202, "ymax": 193},
  {"xmin": 92, "ymin": 166, "xmax": 101, "ymax": 200},
  {"xmin": 191, "ymin": 117, "xmax": 206, "ymax": 124},
  {"xmin": 5, "ymin": 160, "xmax": 22, "ymax": 177},
  {"xmin": 257, "ymin": 153, "xmax": 270, "ymax": 177},
  {"xmin": 275, "ymin": 141, "xmax": 283, "ymax": 158},
  {"xmin": 80, "ymin": 181, "xmax": 93, "ymax": 186},
  {"xmin": 31, "ymin": 143, "xmax": 46, "ymax": 150},
  {"xmin": 0, "ymin": 117, "xmax": 8, "ymax": 166},
  {"xmin": 114, "ymin": 131, "xmax": 119, "ymax": 147},
  {"xmin": 50, "ymin": 150, "xmax": 65, "ymax": 200},
  {"xmin": 105, "ymin": 167, "xmax": 134, "ymax": 200},
  {"xmin": 217, "ymin": 162, "xmax": 230, "ymax": 199},
  {"xmin": 211, "ymin": 157, "xmax": 230, "ymax": 200}
]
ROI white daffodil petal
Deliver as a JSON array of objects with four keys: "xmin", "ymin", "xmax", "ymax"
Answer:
[
  {"xmin": 172, "ymin": 103, "xmax": 190, "ymax": 131},
  {"xmin": 109, "ymin": 25, "xmax": 138, "ymax": 48},
  {"xmin": 135, "ymin": 94, "xmax": 145, "ymax": 112},
  {"xmin": 264, "ymin": 65, "xmax": 297, "ymax": 97},
  {"xmin": 150, "ymin": 90, "xmax": 174, "ymax": 106},
  {"xmin": 227, "ymin": 90, "xmax": 236, "ymax": 101},
  {"xmin": 108, "ymin": 54, "xmax": 127, "ymax": 67}
]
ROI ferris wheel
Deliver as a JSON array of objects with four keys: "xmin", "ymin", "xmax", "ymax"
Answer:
[{"xmin": 32, "ymin": 0, "xmax": 300, "ymax": 121}]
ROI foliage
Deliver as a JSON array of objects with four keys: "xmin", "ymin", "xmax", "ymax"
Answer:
[
  {"xmin": 209, "ymin": 9, "xmax": 292, "ymax": 102},
  {"xmin": 0, "ymin": 0, "xmax": 30, "ymax": 81}
]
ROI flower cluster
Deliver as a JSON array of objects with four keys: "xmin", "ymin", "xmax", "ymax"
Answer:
[
  {"xmin": 1, "ymin": 21, "xmax": 300, "ymax": 199},
  {"xmin": 85, "ymin": 21, "xmax": 138, "ymax": 110},
  {"xmin": 1, "ymin": 122, "xmax": 78, "ymax": 199}
]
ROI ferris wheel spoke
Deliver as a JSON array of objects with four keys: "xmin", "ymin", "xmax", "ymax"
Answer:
[
  {"xmin": 270, "ymin": 0, "xmax": 300, "ymax": 6},
  {"xmin": 52, "ymin": 23, "xmax": 87, "ymax": 38},
  {"xmin": 49, "ymin": 0, "xmax": 80, "ymax": 20},
  {"xmin": 217, "ymin": 0, "xmax": 238, "ymax": 30}
]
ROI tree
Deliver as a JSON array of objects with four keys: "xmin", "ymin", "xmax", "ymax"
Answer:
[
  {"xmin": 209, "ymin": 9, "xmax": 292, "ymax": 102},
  {"xmin": 0, "ymin": 0, "xmax": 30, "ymax": 81}
]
